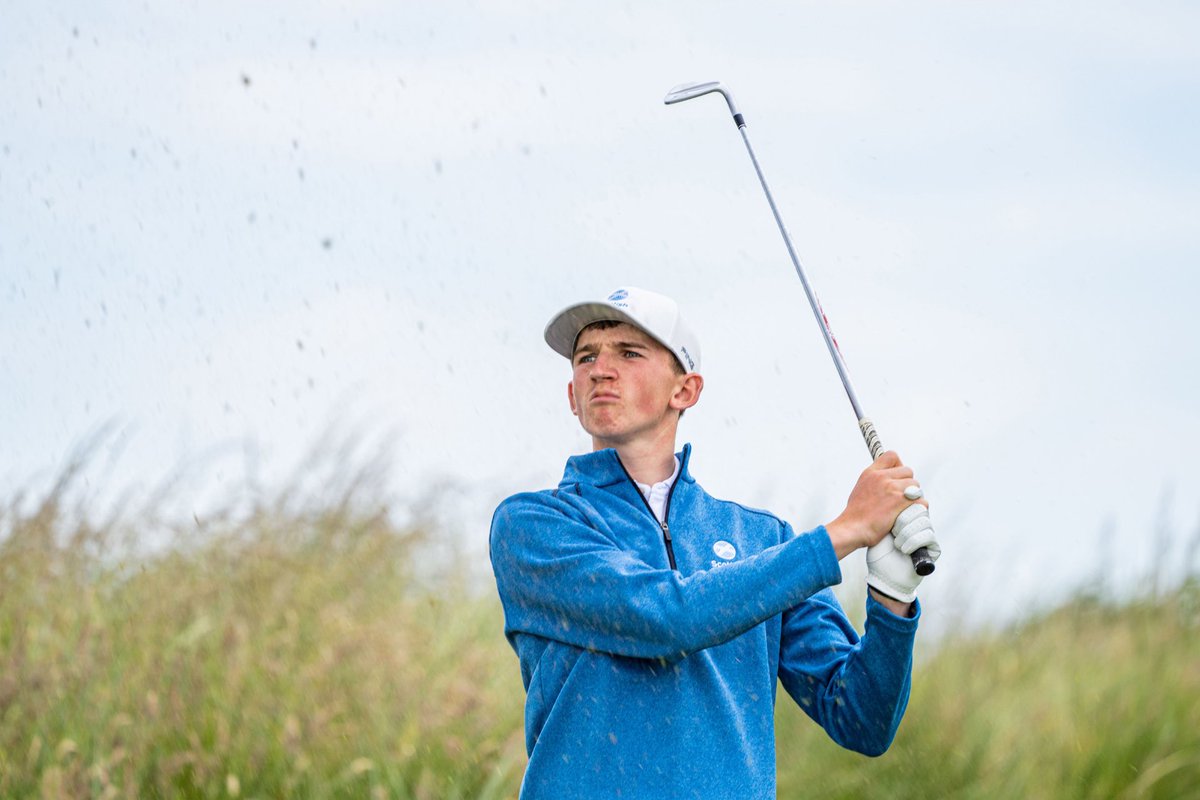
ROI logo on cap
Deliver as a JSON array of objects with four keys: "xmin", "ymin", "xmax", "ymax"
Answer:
[{"xmin": 607, "ymin": 289, "xmax": 629, "ymax": 303}]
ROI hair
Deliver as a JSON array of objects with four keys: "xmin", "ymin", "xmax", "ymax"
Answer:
[{"xmin": 573, "ymin": 320, "xmax": 686, "ymax": 376}]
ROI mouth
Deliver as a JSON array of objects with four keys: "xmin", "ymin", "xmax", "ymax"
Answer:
[{"xmin": 589, "ymin": 392, "xmax": 620, "ymax": 404}]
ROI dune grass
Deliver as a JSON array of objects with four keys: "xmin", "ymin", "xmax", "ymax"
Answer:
[
  {"xmin": 774, "ymin": 585, "xmax": 1200, "ymax": 799},
  {"xmin": 0, "ymin": 479, "xmax": 525, "ymax": 799},
  {"xmin": 1, "ymin": 471, "xmax": 1197, "ymax": 798}
]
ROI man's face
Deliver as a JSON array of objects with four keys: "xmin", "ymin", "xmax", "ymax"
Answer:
[{"xmin": 567, "ymin": 322, "xmax": 691, "ymax": 448}]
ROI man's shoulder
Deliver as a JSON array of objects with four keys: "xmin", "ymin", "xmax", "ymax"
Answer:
[
  {"xmin": 495, "ymin": 483, "xmax": 580, "ymax": 511},
  {"xmin": 491, "ymin": 483, "xmax": 591, "ymax": 531},
  {"xmin": 493, "ymin": 487, "xmax": 556, "ymax": 520},
  {"xmin": 685, "ymin": 480, "xmax": 788, "ymax": 526}
]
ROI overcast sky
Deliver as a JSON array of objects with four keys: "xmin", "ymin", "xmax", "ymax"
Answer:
[{"xmin": 3, "ymin": 1, "xmax": 1199, "ymax": 629}]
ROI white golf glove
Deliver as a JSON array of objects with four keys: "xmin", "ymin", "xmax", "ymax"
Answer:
[{"xmin": 865, "ymin": 504, "xmax": 942, "ymax": 604}]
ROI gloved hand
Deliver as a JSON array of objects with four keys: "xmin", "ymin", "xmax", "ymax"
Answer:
[
  {"xmin": 866, "ymin": 504, "xmax": 941, "ymax": 603},
  {"xmin": 892, "ymin": 504, "xmax": 940, "ymax": 560}
]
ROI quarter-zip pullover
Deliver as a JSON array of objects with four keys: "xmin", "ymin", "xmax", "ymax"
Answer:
[{"xmin": 490, "ymin": 444, "xmax": 920, "ymax": 799}]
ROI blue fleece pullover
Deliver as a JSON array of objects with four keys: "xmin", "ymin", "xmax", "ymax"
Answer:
[{"xmin": 489, "ymin": 445, "xmax": 920, "ymax": 799}]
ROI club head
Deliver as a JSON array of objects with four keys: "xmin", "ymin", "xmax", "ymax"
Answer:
[
  {"xmin": 664, "ymin": 81, "xmax": 740, "ymax": 119},
  {"xmin": 663, "ymin": 81, "xmax": 723, "ymax": 104}
]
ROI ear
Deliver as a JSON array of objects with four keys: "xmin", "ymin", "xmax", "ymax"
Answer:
[
  {"xmin": 567, "ymin": 380, "xmax": 580, "ymax": 417},
  {"xmin": 669, "ymin": 373, "xmax": 704, "ymax": 413}
]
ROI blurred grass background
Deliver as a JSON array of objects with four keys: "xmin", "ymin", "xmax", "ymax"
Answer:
[{"xmin": 1, "ymin": 459, "xmax": 1198, "ymax": 799}]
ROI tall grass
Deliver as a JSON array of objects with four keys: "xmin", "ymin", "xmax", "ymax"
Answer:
[
  {"xmin": 775, "ymin": 585, "xmax": 1200, "ymax": 799},
  {"xmin": 0, "ymin": 473, "xmax": 525, "ymax": 798},
  {"xmin": 1, "ymin": 465, "xmax": 1197, "ymax": 798}
]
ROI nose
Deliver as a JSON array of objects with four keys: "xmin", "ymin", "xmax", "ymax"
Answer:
[{"xmin": 589, "ymin": 349, "xmax": 618, "ymax": 379}]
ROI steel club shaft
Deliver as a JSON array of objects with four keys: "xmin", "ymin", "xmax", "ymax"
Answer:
[{"xmin": 665, "ymin": 81, "xmax": 936, "ymax": 577}]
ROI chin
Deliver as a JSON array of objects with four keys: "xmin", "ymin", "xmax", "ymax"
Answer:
[
  {"xmin": 580, "ymin": 414, "xmax": 619, "ymax": 435},
  {"xmin": 583, "ymin": 424, "xmax": 621, "ymax": 441},
  {"xmin": 582, "ymin": 422, "xmax": 628, "ymax": 444}
]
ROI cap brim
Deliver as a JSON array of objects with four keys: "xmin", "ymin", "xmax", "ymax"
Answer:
[{"xmin": 544, "ymin": 302, "xmax": 647, "ymax": 361}]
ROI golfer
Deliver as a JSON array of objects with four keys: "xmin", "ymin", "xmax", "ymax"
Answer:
[{"xmin": 490, "ymin": 286, "xmax": 941, "ymax": 798}]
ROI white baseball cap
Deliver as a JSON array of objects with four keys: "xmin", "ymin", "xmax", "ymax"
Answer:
[{"xmin": 544, "ymin": 286, "xmax": 701, "ymax": 373}]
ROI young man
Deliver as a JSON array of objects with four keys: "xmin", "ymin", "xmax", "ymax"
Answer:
[{"xmin": 490, "ymin": 286, "xmax": 941, "ymax": 798}]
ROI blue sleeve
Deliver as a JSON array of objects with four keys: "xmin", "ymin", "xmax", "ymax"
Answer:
[
  {"xmin": 777, "ymin": 591, "xmax": 920, "ymax": 756},
  {"xmin": 490, "ymin": 492, "xmax": 843, "ymax": 663}
]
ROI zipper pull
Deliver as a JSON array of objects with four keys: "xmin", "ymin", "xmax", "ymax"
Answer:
[{"xmin": 661, "ymin": 520, "xmax": 677, "ymax": 570}]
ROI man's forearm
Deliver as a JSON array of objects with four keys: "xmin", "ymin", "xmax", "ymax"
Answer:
[{"xmin": 493, "ymin": 499, "xmax": 845, "ymax": 661}]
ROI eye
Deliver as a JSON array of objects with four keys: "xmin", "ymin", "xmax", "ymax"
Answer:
[
  {"xmin": 575, "ymin": 354, "xmax": 596, "ymax": 365},
  {"xmin": 622, "ymin": 350, "xmax": 643, "ymax": 359}
]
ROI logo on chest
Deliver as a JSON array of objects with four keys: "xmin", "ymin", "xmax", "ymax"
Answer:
[{"xmin": 710, "ymin": 540, "xmax": 737, "ymax": 567}]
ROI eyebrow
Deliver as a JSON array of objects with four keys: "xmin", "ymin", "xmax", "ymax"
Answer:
[{"xmin": 573, "ymin": 339, "xmax": 651, "ymax": 357}]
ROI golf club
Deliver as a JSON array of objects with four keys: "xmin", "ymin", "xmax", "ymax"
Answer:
[{"xmin": 664, "ymin": 80, "xmax": 936, "ymax": 576}]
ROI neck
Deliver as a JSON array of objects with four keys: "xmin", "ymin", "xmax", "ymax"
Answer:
[{"xmin": 595, "ymin": 426, "xmax": 678, "ymax": 485}]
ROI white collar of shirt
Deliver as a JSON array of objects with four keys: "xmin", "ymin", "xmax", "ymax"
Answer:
[{"xmin": 634, "ymin": 456, "xmax": 681, "ymax": 523}]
